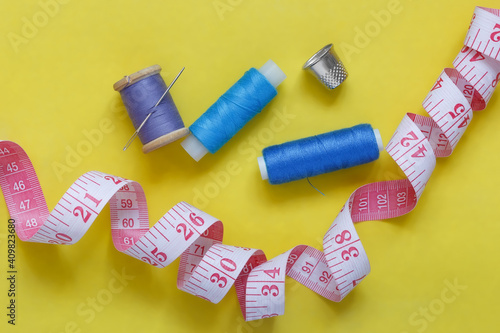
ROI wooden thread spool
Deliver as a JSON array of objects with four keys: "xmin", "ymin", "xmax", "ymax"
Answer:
[{"xmin": 114, "ymin": 65, "xmax": 190, "ymax": 153}]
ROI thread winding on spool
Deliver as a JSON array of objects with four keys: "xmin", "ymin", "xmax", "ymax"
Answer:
[
  {"xmin": 181, "ymin": 60, "xmax": 286, "ymax": 161},
  {"xmin": 258, "ymin": 124, "xmax": 384, "ymax": 185},
  {"xmin": 114, "ymin": 65, "xmax": 189, "ymax": 153}
]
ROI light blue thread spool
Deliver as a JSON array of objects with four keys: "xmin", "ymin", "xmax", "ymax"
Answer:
[
  {"xmin": 257, "ymin": 124, "xmax": 384, "ymax": 185},
  {"xmin": 181, "ymin": 60, "xmax": 286, "ymax": 161}
]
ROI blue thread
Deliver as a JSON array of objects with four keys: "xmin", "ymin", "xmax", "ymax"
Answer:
[
  {"xmin": 120, "ymin": 74, "xmax": 185, "ymax": 144},
  {"xmin": 262, "ymin": 124, "xmax": 380, "ymax": 185},
  {"xmin": 189, "ymin": 68, "xmax": 277, "ymax": 154}
]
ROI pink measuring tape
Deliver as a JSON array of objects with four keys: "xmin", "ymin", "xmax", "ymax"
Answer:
[{"xmin": 0, "ymin": 6, "xmax": 499, "ymax": 321}]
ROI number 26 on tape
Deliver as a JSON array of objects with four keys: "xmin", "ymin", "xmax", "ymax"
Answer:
[{"xmin": 176, "ymin": 212, "xmax": 205, "ymax": 241}]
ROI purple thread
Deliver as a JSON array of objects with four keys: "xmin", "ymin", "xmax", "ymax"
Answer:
[{"xmin": 120, "ymin": 74, "xmax": 185, "ymax": 144}]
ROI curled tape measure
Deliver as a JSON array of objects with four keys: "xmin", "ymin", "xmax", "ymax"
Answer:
[{"xmin": 0, "ymin": 6, "xmax": 499, "ymax": 321}]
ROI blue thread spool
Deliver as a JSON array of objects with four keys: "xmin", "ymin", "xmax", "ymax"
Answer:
[
  {"xmin": 181, "ymin": 60, "xmax": 286, "ymax": 161},
  {"xmin": 257, "ymin": 124, "xmax": 384, "ymax": 185},
  {"xmin": 114, "ymin": 65, "xmax": 189, "ymax": 153}
]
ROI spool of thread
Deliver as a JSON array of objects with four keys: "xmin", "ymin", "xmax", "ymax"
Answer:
[
  {"xmin": 114, "ymin": 65, "xmax": 190, "ymax": 153},
  {"xmin": 181, "ymin": 60, "xmax": 286, "ymax": 161},
  {"xmin": 257, "ymin": 124, "xmax": 384, "ymax": 185}
]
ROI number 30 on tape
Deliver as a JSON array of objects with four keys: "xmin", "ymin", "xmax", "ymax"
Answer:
[{"xmin": 0, "ymin": 6, "xmax": 499, "ymax": 321}]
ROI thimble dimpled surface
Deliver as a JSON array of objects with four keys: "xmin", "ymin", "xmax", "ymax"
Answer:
[{"xmin": 320, "ymin": 65, "xmax": 348, "ymax": 89}]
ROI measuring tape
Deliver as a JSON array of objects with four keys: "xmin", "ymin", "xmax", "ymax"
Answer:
[{"xmin": 1, "ymin": 6, "xmax": 499, "ymax": 321}]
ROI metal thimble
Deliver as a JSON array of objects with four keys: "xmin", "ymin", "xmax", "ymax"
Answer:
[{"xmin": 303, "ymin": 44, "xmax": 348, "ymax": 90}]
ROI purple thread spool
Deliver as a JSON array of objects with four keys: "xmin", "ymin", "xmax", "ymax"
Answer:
[{"xmin": 114, "ymin": 65, "xmax": 189, "ymax": 153}]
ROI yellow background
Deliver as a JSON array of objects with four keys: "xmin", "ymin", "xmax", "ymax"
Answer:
[{"xmin": 1, "ymin": 0, "xmax": 499, "ymax": 332}]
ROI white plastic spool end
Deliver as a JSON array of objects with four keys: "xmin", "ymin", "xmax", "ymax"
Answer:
[
  {"xmin": 257, "ymin": 156, "xmax": 269, "ymax": 181},
  {"xmin": 373, "ymin": 129, "xmax": 384, "ymax": 152},
  {"xmin": 258, "ymin": 60, "xmax": 286, "ymax": 89},
  {"xmin": 181, "ymin": 134, "xmax": 209, "ymax": 162}
]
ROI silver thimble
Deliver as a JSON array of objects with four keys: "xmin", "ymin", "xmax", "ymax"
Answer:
[{"xmin": 303, "ymin": 44, "xmax": 348, "ymax": 90}]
